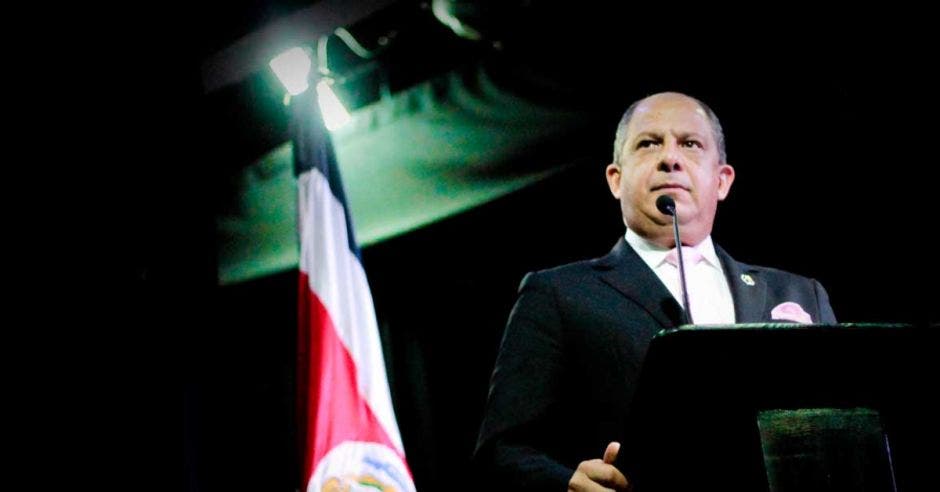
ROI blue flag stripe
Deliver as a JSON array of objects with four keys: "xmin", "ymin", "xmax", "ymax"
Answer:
[{"xmin": 290, "ymin": 88, "xmax": 361, "ymax": 259}]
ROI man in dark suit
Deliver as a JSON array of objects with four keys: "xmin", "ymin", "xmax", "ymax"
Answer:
[{"xmin": 473, "ymin": 92, "xmax": 836, "ymax": 491}]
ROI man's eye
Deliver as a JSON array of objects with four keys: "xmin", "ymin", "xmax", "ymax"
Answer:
[
  {"xmin": 682, "ymin": 140, "xmax": 703, "ymax": 149},
  {"xmin": 637, "ymin": 139, "xmax": 658, "ymax": 149}
]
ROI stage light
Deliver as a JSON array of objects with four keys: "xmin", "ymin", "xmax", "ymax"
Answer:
[
  {"xmin": 269, "ymin": 47, "xmax": 312, "ymax": 96},
  {"xmin": 315, "ymin": 79, "xmax": 351, "ymax": 131}
]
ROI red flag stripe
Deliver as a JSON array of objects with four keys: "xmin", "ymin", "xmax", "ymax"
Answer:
[{"xmin": 299, "ymin": 272, "xmax": 408, "ymax": 478}]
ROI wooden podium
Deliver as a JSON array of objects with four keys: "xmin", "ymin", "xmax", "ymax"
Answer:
[{"xmin": 613, "ymin": 323, "xmax": 937, "ymax": 492}]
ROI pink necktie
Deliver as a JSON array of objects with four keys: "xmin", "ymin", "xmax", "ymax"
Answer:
[
  {"xmin": 665, "ymin": 246, "xmax": 704, "ymax": 324},
  {"xmin": 665, "ymin": 246, "xmax": 704, "ymax": 267}
]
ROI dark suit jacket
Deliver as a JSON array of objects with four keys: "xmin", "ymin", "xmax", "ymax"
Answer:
[{"xmin": 473, "ymin": 238, "xmax": 836, "ymax": 491}]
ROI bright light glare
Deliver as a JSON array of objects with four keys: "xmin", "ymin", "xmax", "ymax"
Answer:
[
  {"xmin": 316, "ymin": 80, "xmax": 351, "ymax": 131},
  {"xmin": 269, "ymin": 47, "xmax": 311, "ymax": 96}
]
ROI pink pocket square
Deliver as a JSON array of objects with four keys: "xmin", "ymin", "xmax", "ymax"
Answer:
[{"xmin": 770, "ymin": 302, "xmax": 813, "ymax": 324}]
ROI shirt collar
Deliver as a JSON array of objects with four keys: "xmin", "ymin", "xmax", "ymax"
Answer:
[{"xmin": 624, "ymin": 229, "xmax": 720, "ymax": 268}]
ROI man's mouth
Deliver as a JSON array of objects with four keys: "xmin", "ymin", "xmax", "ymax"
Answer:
[{"xmin": 651, "ymin": 183, "xmax": 689, "ymax": 191}]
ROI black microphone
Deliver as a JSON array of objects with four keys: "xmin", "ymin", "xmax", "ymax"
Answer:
[
  {"xmin": 655, "ymin": 194, "xmax": 676, "ymax": 216},
  {"xmin": 656, "ymin": 195, "xmax": 693, "ymax": 325}
]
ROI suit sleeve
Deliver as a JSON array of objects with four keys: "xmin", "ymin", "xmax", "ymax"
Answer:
[
  {"xmin": 472, "ymin": 271, "xmax": 575, "ymax": 492},
  {"xmin": 813, "ymin": 279, "xmax": 837, "ymax": 324}
]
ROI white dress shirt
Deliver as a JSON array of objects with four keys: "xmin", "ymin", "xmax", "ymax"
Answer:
[{"xmin": 624, "ymin": 229, "xmax": 736, "ymax": 325}]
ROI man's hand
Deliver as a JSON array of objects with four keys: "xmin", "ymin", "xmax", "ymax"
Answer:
[{"xmin": 567, "ymin": 441, "xmax": 631, "ymax": 491}]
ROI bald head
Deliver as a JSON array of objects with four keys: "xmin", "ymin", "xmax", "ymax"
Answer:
[{"xmin": 613, "ymin": 92, "xmax": 726, "ymax": 166}]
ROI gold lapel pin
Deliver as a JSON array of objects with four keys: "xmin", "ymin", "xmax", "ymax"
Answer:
[{"xmin": 740, "ymin": 274, "xmax": 755, "ymax": 286}]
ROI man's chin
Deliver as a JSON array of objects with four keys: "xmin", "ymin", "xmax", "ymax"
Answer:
[{"xmin": 628, "ymin": 219, "xmax": 675, "ymax": 245}]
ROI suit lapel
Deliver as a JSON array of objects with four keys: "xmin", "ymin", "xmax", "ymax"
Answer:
[
  {"xmin": 716, "ymin": 246, "xmax": 768, "ymax": 323},
  {"xmin": 592, "ymin": 238, "xmax": 685, "ymax": 329}
]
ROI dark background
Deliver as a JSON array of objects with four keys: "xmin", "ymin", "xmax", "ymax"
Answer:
[{"xmin": 74, "ymin": 2, "xmax": 940, "ymax": 491}]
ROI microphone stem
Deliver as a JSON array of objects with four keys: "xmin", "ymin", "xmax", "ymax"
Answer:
[{"xmin": 672, "ymin": 209, "xmax": 694, "ymax": 325}]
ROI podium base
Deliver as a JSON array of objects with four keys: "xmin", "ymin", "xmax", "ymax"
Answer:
[{"xmin": 758, "ymin": 408, "xmax": 896, "ymax": 492}]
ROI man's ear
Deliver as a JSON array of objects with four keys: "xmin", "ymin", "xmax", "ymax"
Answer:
[
  {"xmin": 717, "ymin": 163, "xmax": 735, "ymax": 201},
  {"xmin": 606, "ymin": 163, "xmax": 623, "ymax": 199}
]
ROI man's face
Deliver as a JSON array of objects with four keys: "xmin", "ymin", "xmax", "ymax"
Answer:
[{"xmin": 606, "ymin": 93, "xmax": 735, "ymax": 247}]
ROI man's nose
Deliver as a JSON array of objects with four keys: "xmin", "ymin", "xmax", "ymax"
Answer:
[{"xmin": 657, "ymin": 142, "xmax": 683, "ymax": 172}]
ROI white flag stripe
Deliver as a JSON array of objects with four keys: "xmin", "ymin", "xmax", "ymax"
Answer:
[{"xmin": 298, "ymin": 169, "xmax": 405, "ymax": 453}]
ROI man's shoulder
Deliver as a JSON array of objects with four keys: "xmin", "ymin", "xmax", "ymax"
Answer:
[
  {"xmin": 522, "ymin": 258, "xmax": 595, "ymax": 285},
  {"xmin": 518, "ymin": 247, "xmax": 621, "ymax": 290},
  {"xmin": 722, "ymin": 249, "xmax": 821, "ymax": 288}
]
